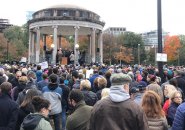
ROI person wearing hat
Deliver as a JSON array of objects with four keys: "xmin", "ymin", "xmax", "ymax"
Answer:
[
  {"xmin": 88, "ymin": 73, "xmax": 149, "ymax": 130},
  {"xmin": 130, "ymin": 81, "xmax": 147, "ymax": 105}
]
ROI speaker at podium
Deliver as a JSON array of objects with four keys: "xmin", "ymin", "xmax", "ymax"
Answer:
[{"xmin": 61, "ymin": 57, "xmax": 68, "ymax": 65}]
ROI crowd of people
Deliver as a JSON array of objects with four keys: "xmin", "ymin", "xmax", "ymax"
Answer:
[{"xmin": 0, "ymin": 63, "xmax": 185, "ymax": 130}]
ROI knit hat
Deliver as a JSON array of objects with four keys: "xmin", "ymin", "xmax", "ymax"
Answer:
[{"xmin": 110, "ymin": 73, "xmax": 131, "ymax": 86}]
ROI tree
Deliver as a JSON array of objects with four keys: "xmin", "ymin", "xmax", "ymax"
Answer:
[
  {"xmin": 163, "ymin": 35, "xmax": 181, "ymax": 63},
  {"xmin": 0, "ymin": 34, "xmax": 17, "ymax": 61},
  {"xmin": 179, "ymin": 35, "xmax": 185, "ymax": 65},
  {"xmin": 3, "ymin": 26, "xmax": 28, "ymax": 60},
  {"xmin": 114, "ymin": 46, "xmax": 134, "ymax": 64},
  {"xmin": 117, "ymin": 32, "xmax": 146, "ymax": 64}
]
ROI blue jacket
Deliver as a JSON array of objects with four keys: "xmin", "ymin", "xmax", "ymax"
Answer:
[
  {"xmin": 167, "ymin": 102, "xmax": 179, "ymax": 126},
  {"xmin": 42, "ymin": 84, "xmax": 63, "ymax": 115},
  {"xmin": 172, "ymin": 102, "xmax": 185, "ymax": 130}
]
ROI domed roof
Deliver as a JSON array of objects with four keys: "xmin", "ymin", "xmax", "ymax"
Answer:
[{"xmin": 45, "ymin": 4, "xmax": 88, "ymax": 11}]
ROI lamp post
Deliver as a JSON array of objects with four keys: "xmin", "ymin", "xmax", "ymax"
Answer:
[
  {"xmin": 138, "ymin": 44, "xmax": 140, "ymax": 65},
  {"xmin": 7, "ymin": 40, "xmax": 9, "ymax": 62},
  {"xmin": 120, "ymin": 46, "xmax": 122, "ymax": 65}
]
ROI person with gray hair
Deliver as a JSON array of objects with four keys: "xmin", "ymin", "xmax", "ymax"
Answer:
[{"xmin": 88, "ymin": 73, "xmax": 149, "ymax": 130}]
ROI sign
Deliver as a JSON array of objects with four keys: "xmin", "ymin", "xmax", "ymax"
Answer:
[
  {"xmin": 156, "ymin": 53, "xmax": 167, "ymax": 62},
  {"xmin": 38, "ymin": 61, "xmax": 48, "ymax": 70},
  {"xmin": 20, "ymin": 57, "xmax": 27, "ymax": 63}
]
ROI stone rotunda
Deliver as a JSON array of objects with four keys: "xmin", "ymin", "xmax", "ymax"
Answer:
[{"xmin": 28, "ymin": 4, "xmax": 105, "ymax": 64}]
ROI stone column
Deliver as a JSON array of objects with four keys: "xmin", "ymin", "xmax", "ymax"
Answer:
[
  {"xmin": 28, "ymin": 30, "xmax": 32, "ymax": 64},
  {"xmin": 58, "ymin": 35, "xmax": 62, "ymax": 49},
  {"xmin": 43, "ymin": 34, "xmax": 47, "ymax": 61},
  {"xmin": 87, "ymin": 35, "xmax": 92, "ymax": 63},
  {"xmin": 98, "ymin": 31, "xmax": 103, "ymax": 64},
  {"xmin": 74, "ymin": 26, "xmax": 79, "ymax": 65},
  {"xmin": 31, "ymin": 32, "xmax": 35, "ymax": 63},
  {"xmin": 52, "ymin": 25, "xmax": 58, "ymax": 64},
  {"xmin": 91, "ymin": 28, "xmax": 96, "ymax": 63},
  {"xmin": 36, "ymin": 27, "xmax": 40, "ymax": 63}
]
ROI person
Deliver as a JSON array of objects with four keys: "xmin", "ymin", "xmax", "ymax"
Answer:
[
  {"xmin": 131, "ymin": 81, "xmax": 147, "ymax": 105},
  {"xmin": 66, "ymin": 89, "xmax": 93, "ymax": 130},
  {"xmin": 101, "ymin": 88, "xmax": 110, "ymax": 100},
  {"xmin": 0, "ymin": 82, "xmax": 19, "ymax": 130},
  {"xmin": 37, "ymin": 73, "xmax": 48, "ymax": 91},
  {"xmin": 167, "ymin": 91, "xmax": 182, "ymax": 126},
  {"xmin": 163, "ymin": 84, "xmax": 177, "ymax": 116},
  {"xmin": 58, "ymin": 48, "xmax": 63, "ymax": 64},
  {"xmin": 20, "ymin": 96, "xmax": 52, "ymax": 130},
  {"xmin": 80, "ymin": 79, "xmax": 98, "ymax": 106},
  {"xmin": 36, "ymin": 65, "xmax": 43, "ymax": 82},
  {"xmin": 142, "ymin": 91, "xmax": 168, "ymax": 130},
  {"xmin": 10, "ymin": 71, "xmax": 22, "ymax": 88},
  {"xmin": 172, "ymin": 102, "xmax": 185, "ymax": 130},
  {"xmin": 69, "ymin": 52, "xmax": 74, "ymax": 64},
  {"xmin": 42, "ymin": 74, "xmax": 62, "ymax": 130},
  {"xmin": 88, "ymin": 73, "xmax": 149, "ymax": 130},
  {"xmin": 59, "ymin": 76, "xmax": 70, "ymax": 130},
  {"xmin": 16, "ymin": 89, "xmax": 42, "ymax": 130}
]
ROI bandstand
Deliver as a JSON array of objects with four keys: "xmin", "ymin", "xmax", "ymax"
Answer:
[{"xmin": 28, "ymin": 4, "xmax": 105, "ymax": 64}]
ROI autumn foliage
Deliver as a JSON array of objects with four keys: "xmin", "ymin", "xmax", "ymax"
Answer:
[
  {"xmin": 114, "ymin": 46, "xmax": 134, "ymax": 63},
  {"xmin": 163, "ymin": 35, "xmax": 181, "ymax": 62}
]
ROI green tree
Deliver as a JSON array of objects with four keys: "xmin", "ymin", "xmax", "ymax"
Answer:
[
  {"xmin": 179, "ymin": 35, "xmax": 185, "ymax": 65},
  {"xmin": 3, "ymin": 25, "xmax": 28, "ymax": 60},
  {"xmin": 117, "ymin": 32, "xmax": 146, "ymax": 64}
]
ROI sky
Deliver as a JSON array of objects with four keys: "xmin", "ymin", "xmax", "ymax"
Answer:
[{"xmin": 0, "ymin": 0, "xmax": 185, "ymax": 35}]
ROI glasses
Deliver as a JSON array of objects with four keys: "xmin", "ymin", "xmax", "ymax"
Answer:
[
  {"xmin": 174, "ymin": 96, "xmax": 182, "ymax": 99},
  {"xmin": 17, "ymin": 76, "xmax": 21, "ymax": 78}
]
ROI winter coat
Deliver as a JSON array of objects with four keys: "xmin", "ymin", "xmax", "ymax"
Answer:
[
  {"xmin": 20, "ymin": 113, "xmax": 52, "ymax": 130},
  {"xmin": 147, "ymin": 117, "xmax": 168, "ymax": 130},
  {"xmin": 66, "ymin": 101, "xmax": 92, "ymax": 130},
  {"xmin": 42, "ymin": 83, "xmax": 62, "ymax": 115},
  {"xmin": 172, "ymin": 102, "xmax": 185, "ymax": 130},
  {"xmin": 88, "ymin": 85, "xmax": 149, "ymax": 130},
  {"xmin": 15, "ymin": 103, "xmax": 34, "ymax": 130},
  {"xmin": 167, "ymin": 102, "xmax": 180, "ymax": 126},
  {"xmin": 82, "ymin": 90, "xmax": 98, "ymax": 106},
  {"xmin": 0, "ymin": 93, "xmax": 19, "ymax": 130}
]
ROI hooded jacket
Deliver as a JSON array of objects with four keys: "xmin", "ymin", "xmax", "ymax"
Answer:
[
  {"xmin": 42, "ymin": 83, "xmax": 62, "ymax": 115},
  {"xmin": 20, "ymin": 113, "xmax": 52, "ymax": 130},
  {"xmin": 88, "ymin": 85, "xmax": 149, "ymax": 130}
]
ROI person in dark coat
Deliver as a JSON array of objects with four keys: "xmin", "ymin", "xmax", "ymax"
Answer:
[
  {"xmin": 10, "ymin": 71, "xmax": 22, "ymax": 88},
  {"xmin": 16, "ymin": 89, "xmax": 41, "ymax": 130},
  {"xmin": 59, "ymin": 76, "xmax": 70, "ymax": 130},
  {"xmin": 0, "ymin": 82, "xmax": 19, "ymax": 130},
  {"xmin": 80, "ymin": 79, "xmax": 98, "ymax": 106},
  {"xmin": 66, "ymin": 89, "xmax": 92, "ymax": 130},
  {"xmin": 88, "ymin": 73, "xmax": 149, "ymax": 130},
  {"xmin": 172, "ymin": 102, "xmax": 185, "ymax": 130},
  {"xmin": 167, "ymin": 91, "xmax": 182, "ymax": 126}
]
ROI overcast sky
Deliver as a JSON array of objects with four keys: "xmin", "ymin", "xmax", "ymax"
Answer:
[{"xmin": 0, "ymin": 0, "xmax": 185, "ymax": 35}]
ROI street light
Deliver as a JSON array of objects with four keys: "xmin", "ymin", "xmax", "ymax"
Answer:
[
  {"xmin": 138, "ymin": 44, "xmax": 140, "ymax": 65},
  {"xmin": 6, "ymin": 40, "xmax": 9, "ymax": 61},
  {"xmin": 120, "ymin": 46, "xmax": 122, "ymax": 65}
]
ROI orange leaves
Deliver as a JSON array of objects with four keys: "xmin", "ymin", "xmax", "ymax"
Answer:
[
  {"xmin": 114, "ymin": 46, "xmax": 134, "ymax": 63},
  {"xmin": 164, "ymin": 35, "xmax": 181, "ymax": 62}
]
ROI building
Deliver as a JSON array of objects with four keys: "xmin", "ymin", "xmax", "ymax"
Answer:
[
  {"xmin": 0, "ymin": 19, "xmax": 12, "ymax": 33},
  {"xmin": 140, "ymin": 30, "xmax": 169, "ymax": 51},
  {"xmin": 103, "ymin": 27, "xmax": 126, "ymax": 36},
  {"xmin": 28, "ymin": 4, "xmax": 105, "ymax": 64}
]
